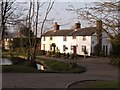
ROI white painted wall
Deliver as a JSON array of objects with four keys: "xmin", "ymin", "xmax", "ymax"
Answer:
[
  {"xmin": 77, "ymin": 36, "xmax": 92, "ymax": 56},
  {"xmin": 41, "ymin": 35, "xmax": 92, "ymax": 56},
  {"xmin": 41, "ymin": 31, "xmax": 111, "ymax": 56}
]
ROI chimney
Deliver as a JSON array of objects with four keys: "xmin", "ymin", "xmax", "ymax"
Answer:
[
  {"xmin": 74, "ymin": 21, "xmax": 81, "ymax": 29},
  {"xmin": 96, "ymin": 20, "xmax": 102, "ymax": 40},
  {"xmin": 96, "ymin": 20, "xmax": 102, "ymax": 55},
  {"xmin": 54, "ymin": 22, "xmax": 60, "ymax": 32},
  {"xmin": 96, "ymin": 20, "xmax": 102, "ymax": 31}
]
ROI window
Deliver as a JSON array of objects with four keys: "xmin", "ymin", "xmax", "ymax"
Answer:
[
  {"xmin": 71, "ymin": 46, "xmax": 73, "ymax": 50},
  {"xmin": 73, "ymin": 35, "xmax": 76, "ymax": 39},
  {"xmin": 82, "ymin": 46, "xmax": 86, "ymax": 52},
  {"xmin": 83, "ymin": 36, "xmax": 86, "ymax": 41},
  {"xmin": 43, "ymin": 36, "xmax": 45, "ymax": 41},
  {"xmin": 50, "ymin": 45, "xmax": 52, "ymax": 51},
  {"xmin": 63, "ymin": 36, "xmax": 67, "ymax": 41},
  {"xmin": 50, "ymin": 36, "xmax": 52, "ymax": 40},
  {"xmin": 43, "ymin": 44, "xmax": 45, "ymax": 50},
  {"xmin": 63, "ymin": 45, "xmax": 66, "ymax": 52}
]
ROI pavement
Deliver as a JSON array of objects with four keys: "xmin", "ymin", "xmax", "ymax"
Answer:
[{"xmin": 2, "ymin": 56, "xmax": 118, "ymax": 88}]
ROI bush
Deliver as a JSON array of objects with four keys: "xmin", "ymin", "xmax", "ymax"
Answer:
[
  {"xmin": 63, "ymin": 53, "xmax": 66, "ymax": 59},
  {"xmin": 66, "ymin": 53, "xmax": 70, "ymax": 58},
  {"xmin": 10, "ymin": 57, "xmax": 26, "ymax": 65},
  {"xmin": 110, "ymin": 57, "xmax": 120, "ymax": 66},
  {"xmin": 36, "ymin": 50, "xmax": 46, "ymax": 56},
  {"xmin": 26, "ymin": 60, "xmax": 37, "ymax": 69},
  {"xmin": 99, "ymin": 50, "xmax": 105, "ymax": 57},
  {"xmin": 55, "ymin": 52, "xmax": 61, "ymax": 58},
  {"xmin": 46, "ymin": 51, "xmax": 52, "ymax": 57},
  {"xmin": 70, "ymin": 53, "xmax": 74, "ymax": 59}
]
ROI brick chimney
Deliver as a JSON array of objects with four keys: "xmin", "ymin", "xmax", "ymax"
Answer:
[
  {"xmin": 74, "ymin": 21, "xmax": 81, "ymax": 29},
  {"xmin": 54, "ymin": 22, "xmax": 60, "ymax": 32},
  {"xmin": 96, "ymin": 20, "xmax": 102, "ymax": 55}
]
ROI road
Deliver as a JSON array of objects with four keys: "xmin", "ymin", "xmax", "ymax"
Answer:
[{"xmin": 2, "ymin": 57, "xmax": 118, "ymax": 88}]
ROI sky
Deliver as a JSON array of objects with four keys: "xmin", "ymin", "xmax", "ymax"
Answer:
[
  {"xmin": 48, "ymin": 2, "xmax": 88, "ymax": 29},
  {"xmin": 6, "ymin": 0, "xmax": 117, "ymax": 33}
]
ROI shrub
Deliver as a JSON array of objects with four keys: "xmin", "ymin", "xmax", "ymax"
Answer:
[
  {"xmin": 26, "ymin": 60, "xmax": 37, "ymax": 69},
  {"xmin": 55, "ymin": 52, "xmax": 61, "ymax": 58},
  {"xmin": 99, "ymin": 50, "xmax": 105, "ymax": 57},
  {"xmin": 110, "ymin": 57, "xmax": 120, "ymax": 66},
  {"xmin": 66, "ymin": 53, "xmax": 70, "ymax": 58},
  {"xmin": 10, "ymin": 57, "xmax": 26, "ymax": 65},
  {"xmin": 63, "ymin": 52, "xmax": 66, "ymax": 59},
  {"xmin": 36, "ymin": 50, "xmax": 46, "ymax": 56},
  {"xmin": 46, "ymin": 51, "xmax": 52, "ymax": 57},
  {"xmin": 70, "ymin": 53, "xmax": 74, "ymax": 59}
]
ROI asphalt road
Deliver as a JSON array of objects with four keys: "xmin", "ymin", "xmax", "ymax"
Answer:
[{"xmin": 2, "ymin": 57, "xmax": 118, "ymax": 88}]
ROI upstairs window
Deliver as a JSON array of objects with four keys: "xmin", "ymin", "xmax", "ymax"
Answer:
[
  {"xmin": 63, "ymin": 45, "xmax": 66, "ymax": 52},
  {"xmin": 43, "ymin": 36, "xmax": 45, "ymax": 41},
  {"xmin": 50, "ymin": 36, "xmax": 52, "ymax": 40},
  {"xmin": 43, "ymin": 44, "xmax": 45, "ymax": 50},
  {"xmin": 82, "ymin": 46, "xmax": 86, "ymax": 52},
  {"xmin": 83, "ymin": 36, "xmax": 86, "ymax": 41},
  {"xmin": 73, "ymin": 35, "xmax": 76, "ymax": 39},
  {"xmin": 63, "ymin": 36, "xmax": 67, "ymax": 41}
]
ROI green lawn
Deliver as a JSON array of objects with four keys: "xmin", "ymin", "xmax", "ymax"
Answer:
[
  {"xmin": 2, "ymin": 57, "xmax": 86, "ymax": 73},
  {"xmin": 2, "ymin": 65, "xmax": 40, "ymax": 73},
  {"xmin": 36, "ymin": 57, "xmax": 86, "ymax": 73},
  {"xmin": 69, "ymin": 81, "xmax": 119, "ymax": 88}
]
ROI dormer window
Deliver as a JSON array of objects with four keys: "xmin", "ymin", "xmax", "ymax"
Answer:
[
  {"xmin": 63, "ymin": 36, "xmax": 67, "ymax": 41},
  {"xmin": 83, "ymin": 36, "xmax": 86, "ymax": 41}
]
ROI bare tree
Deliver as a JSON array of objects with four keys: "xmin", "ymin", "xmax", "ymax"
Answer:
[
  {"xmin": 39, "ymin": 1, "xmax": 54, "ymax": 49},
  {"xmin": 1, "ymin": 0, "xmax": 15, "ymax": 50},
  {"xmin": 20, "ymin": 0, "xmax": 54, "ymax": 68},
  {"xmin": 67, "ymin": 0, "xmax": 119, "ymax": 38}
]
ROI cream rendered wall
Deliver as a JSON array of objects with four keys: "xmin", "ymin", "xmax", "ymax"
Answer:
[
  {"xmin": 41, "ymin": 35, "xmax": 92, "ymax": 56},
  {"xmin": 41, "ymin": 32, "xmax": 111, "ymax": 56},
  {"xmin": 77, "ymin": 36, "xmax": 92, "ymax": 56}
]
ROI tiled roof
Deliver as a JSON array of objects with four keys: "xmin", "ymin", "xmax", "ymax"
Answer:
[
  {"xmin": 43, "ymin": 29, "xmax": 74, "ymax": 36},
  {"xmin": 68, "ymin": 27, "xmax": 96, "ymax": 36},
  {"xmin": 43, "ymin": 27, "xmax": 96, "ymax": 36}
]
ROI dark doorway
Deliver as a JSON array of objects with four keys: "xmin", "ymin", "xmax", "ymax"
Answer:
[
  {"xmin": 105, "ymin": 46, "xmax": 108, "ymax": 56},
  {"xmin": 51, "ymin": 43, "xmax": 56, "ymax": 54}
]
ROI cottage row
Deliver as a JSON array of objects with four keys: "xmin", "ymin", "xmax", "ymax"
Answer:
[{"xmin": 41, "ymin": 20, "xmax": 111, "ymax": 56}]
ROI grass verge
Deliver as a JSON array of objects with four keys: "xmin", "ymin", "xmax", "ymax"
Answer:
[
  {"xmin": 68, "ymin": 80, "xmax": 119, "ymax": 88},
  {"xmin": 2, "ymin": 56, "xmax": 86, "ymax": 73},
  {"xmin": 2, "ymin": 65, "xmax": 40, "ymax": 73},
  {"xmin": 36, "ymin": 57, "xmax": 86, "ymax": 73}
]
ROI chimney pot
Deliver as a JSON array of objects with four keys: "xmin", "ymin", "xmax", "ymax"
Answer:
[
  {"xmin": 54, "ymin": 22, "xmax": 60, "ymax": 32},
  {"xmin": 74, "ymin": 21, "xmax": 81, "ymax": 29}
]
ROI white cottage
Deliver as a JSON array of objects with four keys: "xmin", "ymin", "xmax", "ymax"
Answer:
[{"xmin": 41, "ymin": 21, "xmax": 111, "ymax": 56}]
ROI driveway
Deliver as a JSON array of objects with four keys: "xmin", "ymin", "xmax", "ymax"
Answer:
[{"xmin": 2, "ymin": 57, "xmax": 118, "ymax": 88}]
